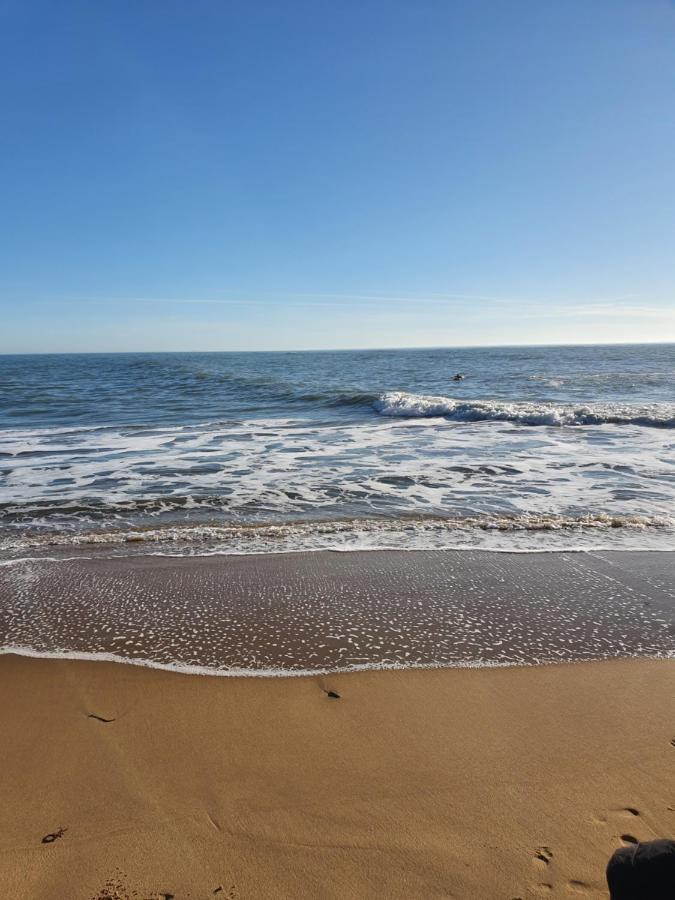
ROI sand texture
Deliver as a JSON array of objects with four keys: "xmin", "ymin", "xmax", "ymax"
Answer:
[{"xmin": 1, "ymin": 655, "xmax": 674, "ymax": 899}]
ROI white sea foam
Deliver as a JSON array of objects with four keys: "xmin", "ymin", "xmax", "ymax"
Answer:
[
  {"xmin": 373, "ymin": 391, "xmax": 675, "ymax": 427},
  {"xmin": 0, "ymin": 644, "xmax": 527, "ymax": 676},
  {"xmin": 3, "ymin": 514, "xmax": 675, "ymax": 559},
  {"xmin": 2, "ymin": 407, "xmax": 675, "ymax": 556},
  {"xmin": 2, "ymin": 642, "xmax": 673, "ymax": 679}
]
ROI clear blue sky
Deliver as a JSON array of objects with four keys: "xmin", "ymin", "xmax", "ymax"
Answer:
[{"xmin": 1, "ymin": 0, "xmax": 673, "ymax": 352}]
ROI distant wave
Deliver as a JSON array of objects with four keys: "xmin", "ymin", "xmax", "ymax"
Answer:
[{"xmin": 373, "ymin": 391, "xmax": 675, "ymax": 428}]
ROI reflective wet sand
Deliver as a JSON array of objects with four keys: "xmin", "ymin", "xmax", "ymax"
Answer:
[{"xmin": 1, "ymin": 550, "xmax": 673, "ymax": 673}]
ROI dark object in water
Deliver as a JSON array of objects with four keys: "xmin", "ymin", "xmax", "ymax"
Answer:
[
  {"xmin": 607, "ymin": 838, "xmax": 675, "ymax": 898},
  {"xmin": 452, "ymin": 373, "xmax": 465, "ymax": 381},
  {"xmin": 324, "ymin": 690, "xmax": 340, "ymax": 699}
]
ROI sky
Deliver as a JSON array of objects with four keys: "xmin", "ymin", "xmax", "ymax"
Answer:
[{"xmin": 0, "ymin": 0, "xmax": 674, "ymax": 353}]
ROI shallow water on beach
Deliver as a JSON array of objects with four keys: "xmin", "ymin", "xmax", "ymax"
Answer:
[
  {"xmin": 0, "ymin": 344, "xmax": 674, "ymax": 559},
  {"xmin": 1, "ymin": 550, "xmax": 674, "ymax": 674}
]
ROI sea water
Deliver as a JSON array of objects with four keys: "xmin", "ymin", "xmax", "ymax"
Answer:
[{"xmin": 1, "ymin": 344, "xmax": 674, "ymax": 560}]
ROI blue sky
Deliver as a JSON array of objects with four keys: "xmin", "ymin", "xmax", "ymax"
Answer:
[{"xmin": 1, "ymin": 0, "xmax": 674, "ymax": 352}]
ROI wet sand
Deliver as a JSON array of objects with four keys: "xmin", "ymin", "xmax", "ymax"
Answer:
[
  {"xmin": 2, "ymin": 549, "xmax": 674, "ymax": 671},
  {"xmin": 0, "ymin": 654, "xmax": 674, "ymax": 899}
]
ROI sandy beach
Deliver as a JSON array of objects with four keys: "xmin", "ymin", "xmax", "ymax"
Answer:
[{"xmin": 1, "ymin": 653, "xmax": 674, "ymax": 899}]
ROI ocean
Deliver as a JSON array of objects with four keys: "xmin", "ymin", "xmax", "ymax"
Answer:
[{"xmin": 0, "ymin": 344, "xmax": 674, "ymax": 562}]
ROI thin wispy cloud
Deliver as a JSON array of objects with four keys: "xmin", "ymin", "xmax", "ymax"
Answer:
[
  {"xmin": 539, "ymin": 303, "xmax": 675, "ymax": 319},
  {"xmin": 23, "ymin": 292, "xmax": 641, "ymax": 311}
]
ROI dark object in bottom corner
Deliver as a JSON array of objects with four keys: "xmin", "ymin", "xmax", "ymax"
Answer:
[{"xmin": 607, "ymin": 838, "xmax": 675, "ymax": 899}]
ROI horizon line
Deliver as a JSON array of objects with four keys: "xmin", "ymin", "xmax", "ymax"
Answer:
[{"xmin": 1, "ymin": 338, "xmax": 674, "ymax": 357}]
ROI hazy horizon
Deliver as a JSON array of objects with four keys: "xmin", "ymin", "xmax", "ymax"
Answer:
[{"xmin": 1, "ymin": 338, "xmax": 674, "ymax": 357}]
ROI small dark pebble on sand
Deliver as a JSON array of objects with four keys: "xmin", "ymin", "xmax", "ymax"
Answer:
[
  {"xmin": 42, "ymin": 827, "xmax": 67, "ymax": 844},
  {"xmin": 325, "ymin": 690, "xmax": 340, "ymax": 699}
]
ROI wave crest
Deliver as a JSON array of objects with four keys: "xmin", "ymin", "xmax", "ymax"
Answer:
[{"xmin": 373, "ymin": 392, "xmax": 675, "ymax": 428}]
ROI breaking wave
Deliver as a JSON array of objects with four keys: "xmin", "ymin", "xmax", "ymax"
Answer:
[
  {"xmin": 373, "ymin": 392, "xmax": 675, "ymax": 428},
  {"xmin": 3, "ymin": 513, "xmax": 674, "ymax": 560}
]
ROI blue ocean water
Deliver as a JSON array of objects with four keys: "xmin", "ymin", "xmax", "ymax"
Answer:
[{"xmin": 0, "ymin": 344, "xmax": 673, "ymax": 558}]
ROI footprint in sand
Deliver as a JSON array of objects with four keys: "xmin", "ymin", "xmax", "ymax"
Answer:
[
  {"xmin": 92, "ymin": 869, "xmax": 175, "ymax": 900},
  {"xmin": 90, "ymin": 870, "xmax": 128, "ymax": 900},
  {"xmin": 592, "ymin": 806, "xmax": 640, "ymax": 825},
  {"xmin": 594, "ymin": 806, "xmax": 653, "ymax": 847},
  {"xmin": 527, "ymin": 848, "xmax": 556, "ymax": 896},
  {"xmin": 567, "ymin": 879, "xmax": 593, "ymax": 895},
  {"xmin": 534, "ymin": 846, "xmax": 553, "ymax": 865}
]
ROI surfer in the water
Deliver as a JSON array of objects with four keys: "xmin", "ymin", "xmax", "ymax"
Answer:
[{"xmin": 452, "ymin": 373, "xmax": 465, "ymax": 381}]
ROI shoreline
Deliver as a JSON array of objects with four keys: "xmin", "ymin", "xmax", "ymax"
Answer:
[
  {"xmin": 2, "ymin": 549, "xmax": 674, "ymax": 672},
  {"xmin": 2, "ymin": 645, "xmax": 675, "ymax": 680},
  {"xmin": 1, "ymin": 654, "xmax": 674, "ymax": 898},
  {"xmin": 5, "ymin": 538, "xmax": 675, "ymax": 563}
]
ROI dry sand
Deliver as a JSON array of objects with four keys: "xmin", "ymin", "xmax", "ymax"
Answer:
[{"xmin": 1, "ymin": 655, "xmax": 674, "ymax": 899}]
